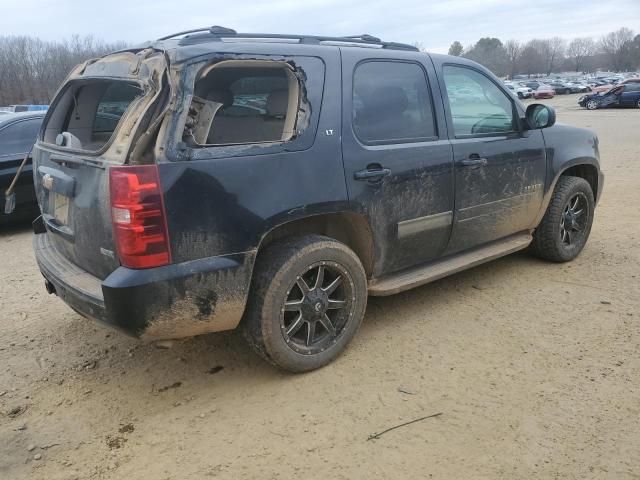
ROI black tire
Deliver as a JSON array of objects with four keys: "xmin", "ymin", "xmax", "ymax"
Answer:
[
  {"xmin": 531, "ymin": 176, "xmax": 595, "ymax": 262},
  {"xmin": 636, "ymin": 99, "xmax": 640, "ymax": 109},
  {"xmin": 242, "ymin": 235, "xmax": 367, "ymax": 372}
]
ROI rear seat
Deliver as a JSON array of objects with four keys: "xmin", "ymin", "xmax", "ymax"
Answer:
[{"xmin": 206, "ymin": 89, "xmax": 287, "ymax": 144}]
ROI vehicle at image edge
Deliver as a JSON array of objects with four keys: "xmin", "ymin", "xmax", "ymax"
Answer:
[
  {"xmin": 0, "ymin": 111, "xmax": 45, "ymax": 224},
  {"xmin": 26, "ymin": 27, "xmax": 604, "ymax": 372},
  {"xmin": 579, "ymin": 83, "xmax": 640, "ymax": 109},
  {"xmin": 533, "ymin": 84, "xmax": 555, "ymax": 99},
  {"xmin": 504, "ymin": 82, "xmax": 533, "ymax": 99},
  {"xmin": 0, "ymin": 105, "xmax": 49, "ymax": 113}
]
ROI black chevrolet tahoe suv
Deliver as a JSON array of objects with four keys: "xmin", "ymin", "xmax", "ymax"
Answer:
[{"xmin": 30, "ymin": 27, "xmax": 604, "ymax": 372}]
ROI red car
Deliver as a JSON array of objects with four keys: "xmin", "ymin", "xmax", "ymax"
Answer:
[{"xmin": 533, "ymin": 85, "xmax": 555, "ymax": 99}]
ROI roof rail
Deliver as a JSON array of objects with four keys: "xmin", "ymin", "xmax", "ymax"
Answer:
[{"xmin": 157, "ymin": 26, "xmax": 419, "ymax": 51}]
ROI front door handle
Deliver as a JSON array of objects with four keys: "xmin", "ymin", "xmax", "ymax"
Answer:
[
  {"xmin": 354, "ymin": 165, "xmax": 391, "ymax": 182},
  {"xmin": 459, "ymin": 154, "xmax": 488, "ymax": 167}
]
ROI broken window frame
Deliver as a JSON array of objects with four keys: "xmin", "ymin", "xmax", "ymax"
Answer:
[
  {"xmin": 184, "ymin": 60, "xmax": 302, "ymax": 147},
  {"xmin": 39, "ymin": 78, "xmax": 148, "ymax": 156},
  {"xmin": 167, "ymin": 54, "xmax": 325, "ymax": 162}
]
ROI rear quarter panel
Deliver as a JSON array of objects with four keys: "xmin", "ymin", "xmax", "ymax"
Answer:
[{"xmin": 158, "ymin": 49, "xmax": 348, "ymax": 263}]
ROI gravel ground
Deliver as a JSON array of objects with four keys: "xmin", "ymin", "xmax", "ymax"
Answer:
[{"xmin": 1, "ymin": 94, "xmax": 639, "ymax": 480}]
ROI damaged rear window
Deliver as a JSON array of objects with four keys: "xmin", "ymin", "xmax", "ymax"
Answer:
[
  {"xmin": 42, "ymin": 79, "xmax": 143, "ymax": 151},
  {"xmin": 184, "ymin": 61, "xmax": 305, "ymax": 146}
]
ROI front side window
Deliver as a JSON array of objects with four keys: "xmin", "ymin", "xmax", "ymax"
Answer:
[
  {"xmin": 443, "ymin": 65, "xmax": 515, "ymax": 137},
  {"xmin": 0, "ymin": 119, "xmax": 42, "ymax": 156},
  {"xmin": 352, "ymin": 61, "xmax": 436, "ymax": 144},
  {"xmin": 185, "ymin": 61, "xmax": 301, "ymax": 146}
]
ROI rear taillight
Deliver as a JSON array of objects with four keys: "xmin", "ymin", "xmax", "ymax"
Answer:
[{"xmin": 109, "ymin": 165, "xmax": 171, "ymax": 269}]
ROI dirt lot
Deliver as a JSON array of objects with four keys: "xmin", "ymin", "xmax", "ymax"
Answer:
[{"xmin": 1, "ymin": 94, "xmax": 639, "ymax": 480}]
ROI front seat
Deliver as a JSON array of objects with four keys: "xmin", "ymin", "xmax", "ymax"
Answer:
[{"xmin": 261, "ymin": 89, "xmax": 289, "ymax": 141}]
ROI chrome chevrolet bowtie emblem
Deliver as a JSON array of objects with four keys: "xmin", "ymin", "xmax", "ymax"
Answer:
[{"xmin": 42, "ymin": 173, "xmax": 54, "ymax": 190}]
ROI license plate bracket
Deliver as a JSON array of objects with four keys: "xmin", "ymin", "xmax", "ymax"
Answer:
[{"xmin": 53, "ymin": 193, "xmax": 69, "ymax": 225}]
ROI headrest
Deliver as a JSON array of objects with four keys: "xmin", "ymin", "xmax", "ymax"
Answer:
[
  {"xmin": 360, "ymin": 86, "xmax": 409, "ymax": 118},
  {"xmin": 206, "ymin": 89, "xmax": 234, "ymax": 108},
  {"xmin": 266, "ymin": 89, "xmax": 289, "ymax": 117}
]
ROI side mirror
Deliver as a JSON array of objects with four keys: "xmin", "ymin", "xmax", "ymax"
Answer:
[{"xmin": 525, "ymin": 103, "xmax": 556, "ymax": 129}]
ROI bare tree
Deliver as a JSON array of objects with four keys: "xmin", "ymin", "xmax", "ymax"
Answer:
[
  {"xmin": 0, "ymin": 35, "xmax": 127, "ymax": 105},
  {"xmin": 566, "ymin": 37, "xmax": 596, "ymax": 72},
  {"xmin": 600, "ymin": 27, "xmax": 635, "ymax": 71},
  {"xmin": 504, "ymin": 40, "xmax": 522, "ymax": 79}
]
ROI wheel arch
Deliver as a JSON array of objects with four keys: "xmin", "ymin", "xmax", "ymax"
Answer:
[
  {"xmin": 560, "ymin": 163, "xmax": 599, "ymax": 201},
  {"xmin": 256, "ymin": 212, "xmax": 376, "ymax": 278}
]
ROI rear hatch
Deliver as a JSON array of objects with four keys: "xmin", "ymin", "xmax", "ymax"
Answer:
[{"xmin": 32, "ymin": 49, "xmax": 169, "ymax": 280}]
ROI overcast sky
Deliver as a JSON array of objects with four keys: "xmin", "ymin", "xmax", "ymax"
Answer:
[{"xmin": 1, "ymin": 0, "xmax": 639, "ymax": 53}]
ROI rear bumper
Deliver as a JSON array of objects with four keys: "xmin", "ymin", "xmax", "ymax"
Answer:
[{"xmin": 34, "ymin": 231, "xmax": 255, "ymax": 340}]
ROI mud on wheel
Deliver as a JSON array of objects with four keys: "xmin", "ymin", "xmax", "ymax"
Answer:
[
  {"xmin": 242, "ymin": 235, "xmax": 367, "ymax": 372},
  {"xmin": 531, "ymin": 176, "xmax": 595, "ymax": 262}
]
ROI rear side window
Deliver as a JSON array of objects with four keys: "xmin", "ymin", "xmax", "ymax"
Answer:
[
  {"xmin": 352, "ymin": 61, "xmax": 436, "ymax": 144},
  {"xmin": 42, "ymin": 80, "xmax": 143, "ymax": 151},
  {"xmin": 0, "ymin": 119, "xmax": 42, "ymax": 156},
  {"xmin": 186, "ymin": 61, "xmax": 302, "ymax": 146}
]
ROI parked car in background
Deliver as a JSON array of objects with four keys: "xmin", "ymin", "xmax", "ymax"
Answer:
[
  {"xmin": 0, "ymin": 111, "xmax": 44, "ymax": 224},
  {"xmin": 579, "ymin": 83, "xmax": 640, "ymax": 109},
  {"xmin": 566, "ymin": 82, "xmax": 591, "ymax": 93},
  {"xmin": 522, "ymin": 81, "xmax": 542, "ymax": 90},
  {"xmin": 3, "ymin": 105, "xmax": 49, "ymax": 113},
  {"xmin": 505, "ymin": 82, "xmax": 533, "ymax": 99},
  {"xmin": 533, "ymin": 85, "xmax": 555, "ymax": 99},
  {"xmin": 547, "ymin": 81, "xmax": 571, "ymax": 94}
]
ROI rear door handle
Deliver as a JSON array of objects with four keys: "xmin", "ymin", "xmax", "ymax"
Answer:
[
  {"xmin": 354, "ymin": 165, "xmax": 391, "ymax": 182},
  {"xmin": 459, "ymin": 154, "xmax": 488, "ymax": 167}
]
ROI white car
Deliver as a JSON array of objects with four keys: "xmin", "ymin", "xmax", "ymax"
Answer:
[{"xmin": 505, "ymin": 82, "xmax": 533, "ymax": 99}]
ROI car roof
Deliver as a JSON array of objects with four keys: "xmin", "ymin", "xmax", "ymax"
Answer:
[
  {"xmin": 0, "ymin": 111, "xmax": 46, "ymax": 128},
  {"xmin": 135, "ymin": 27, "xmax": 448, "ymax": 64}
]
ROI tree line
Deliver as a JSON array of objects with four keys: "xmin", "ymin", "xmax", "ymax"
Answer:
[
  {"xmin": 444, "ymin": 27, "xmax": 640, "ymax": 78},
  {"xmin": 1, "ymin": 28, "xmax": 638, "ymax": 106},
  {"xmin": 0, "ymin": 35, "xmax": 127, "ymax": 106}
]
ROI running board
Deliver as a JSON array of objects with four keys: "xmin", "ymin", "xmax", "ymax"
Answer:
[{"xmin": 368, "ymin": 232, "xmax": 533, "ymax": 296}]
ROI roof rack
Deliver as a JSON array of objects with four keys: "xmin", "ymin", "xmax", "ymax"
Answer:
[{"xmin": 157, "ymin": 26, "xmax": 419, "ymax": 51}]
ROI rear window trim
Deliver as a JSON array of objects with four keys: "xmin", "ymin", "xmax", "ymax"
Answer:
[{"xmin": 39, "ymin": 77, "xmax": 146, "ymax": 158}]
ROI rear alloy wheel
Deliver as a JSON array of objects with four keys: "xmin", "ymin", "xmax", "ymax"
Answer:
[
  {"xmin": 636, "ymin": 99, "xmax": 640, "ymax": 109},
  {"xmin": 242, "ymin": 235, "xmax": 367, "ymax": 372},
  {"xmin": 586, "ymin": 99, "xmax": 599, "ymax": 110},
  {"xmin": 531, "ymin": 176, "xmax": 594, "ymax": 262}
]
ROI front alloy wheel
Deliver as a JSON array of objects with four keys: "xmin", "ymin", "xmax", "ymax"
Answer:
[
  {"xmin": 560, "ymin": 193, "xmax": 589, "ymax": 247},
  {"xmin": 531, "ymin": 176, "xmax": 595, "ymax": 262},
  {"xmin": 586, "ymin": 99, "xmax": 599, "ymax": 110}
]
